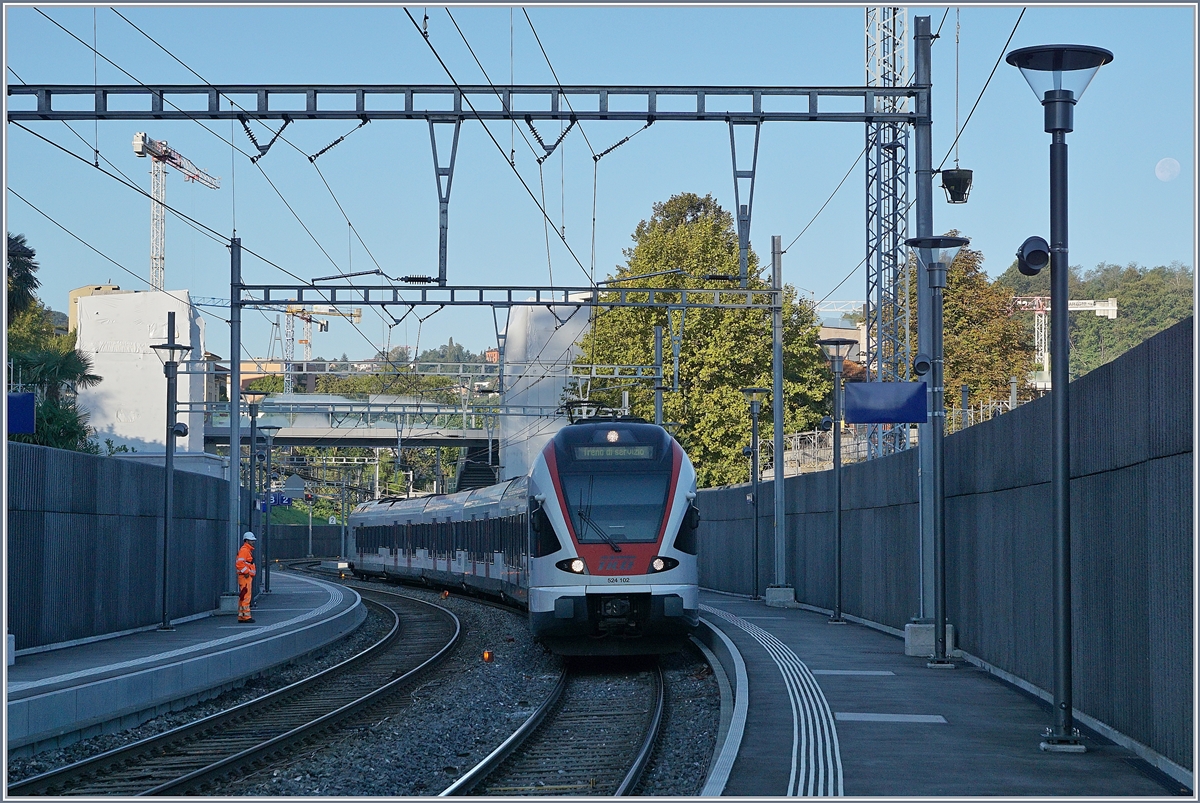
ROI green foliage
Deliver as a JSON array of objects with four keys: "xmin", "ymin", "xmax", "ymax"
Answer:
[
  {"xmin": 10, "ymin": 396, "xmax": 99, "ymax": 452},
  {"xmin": 903, "ymin": 236, "xmax": 1034, "ymax": 403},
  {"xmin": 6, "ymin": 233, "xmax": 105, "ymax": 452},
  {"xmin": 575, "ymin": 193, "xmax": 830, "ymax": 488},
  {"xmin": 6, "ymin": 302, "xmax": 57, "ymax": 354},
  {"xmin": 416, "ymin": 336, "xmax": 485, "ymax": 364},
  {"xmin": 7, "ymin": 232, "xmax": 40, "ymax": 317},
  {"xmin": 996, "ymin": 259, "xmax": 1193, "ymax": 380}
]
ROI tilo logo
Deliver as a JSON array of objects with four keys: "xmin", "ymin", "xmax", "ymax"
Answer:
[{"xmin": 597, "ymin": 556, "xmax": 636, "ymax": 573}]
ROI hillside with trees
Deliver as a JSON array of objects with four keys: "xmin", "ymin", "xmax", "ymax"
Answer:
[{"xmin": 996, "ymin": 259, "xmax": 1193, "ymax": 381}]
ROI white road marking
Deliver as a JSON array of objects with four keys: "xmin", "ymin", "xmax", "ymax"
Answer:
[
  {"xmin": 811, "ymin": 670, "xmax": 896, "ymax": 676},
  {"xmin": 701, "ymin": 603, "xmax": 844, "ymax": 796},
  {"xmin": 835, "ymin": 713, "xmax": 947, "ymax": 723}
]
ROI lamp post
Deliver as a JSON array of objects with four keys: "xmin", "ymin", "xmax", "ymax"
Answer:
[
  {"xmin": 904, "ymin": 235, "xmax": 969, "ymax": 669},
  {"xmin": 150, "ymin": 310, "xmax": 192, "ymax": 631},
  {"xmin": 741, "ymin": 387, "xmax": 769, "ymax": 599},
  {"xmin": 259, "ymin": 424, "xmax": 282, "ymax": 593},
  {"xmin": 242, "ymin": 390, "xmax": 265, "ymax": 598},
  {"xmin": 817, "ymin": 338, "xmax": 857, "ymax": 625},
  {"xmin": 1006, "ymin": 43, "xmax": 1112, "ymax": 753}
]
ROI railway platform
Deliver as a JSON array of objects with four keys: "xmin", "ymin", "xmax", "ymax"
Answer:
[
  {"xmin": 696, "ymin": 590, "xmax": 1188, "ymax": 797},
  {"xmin": 6, "ymin": 571, "xmax": 365, "ymax": 758}
]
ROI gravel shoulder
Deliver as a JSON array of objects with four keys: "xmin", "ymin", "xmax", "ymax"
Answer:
[{"xmin": 7, "ymin": 576, "xmax": 722, "ymax": 796}]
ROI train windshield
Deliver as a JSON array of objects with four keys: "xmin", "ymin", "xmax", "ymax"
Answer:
[
  {"xmin": 560, "ymin": 472, "xmax": 671, "ymax": 545},
  {"xmin": 552, "ymin": 422, "xmax": 676, "ymax": 545}
]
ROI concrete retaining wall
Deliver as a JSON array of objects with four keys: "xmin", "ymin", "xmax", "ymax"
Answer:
[{"xmin": 695, "ymin": 317, "xmax": 1193, "ymax": 773}]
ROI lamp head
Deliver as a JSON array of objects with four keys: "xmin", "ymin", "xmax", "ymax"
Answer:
[
  {"xmin": 816, "ymin": 337, "xmax": 857, "ymax": 362},
  {"xmin": 1005, "ymin": 45, "xmax": 1113, "ymax": 103},
  {"xmin": 243, "ymin": 390, "xmax": 266, "ymax": 406},
  {"xmin": 740, "ymin": 387, "xmax": 769, "ymax": 404},
  {"xmin": 904, "ymin": 236, "xmax": 970, "ymax": 271},
  {"xmin": 259, "ymin": 424, "xmax": 282, "ymax": 440}
]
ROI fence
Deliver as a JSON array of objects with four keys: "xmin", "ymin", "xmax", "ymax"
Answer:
[
  {"xmin": 266, "ymin": 525, "xmax": 345, "ymax": 560},
  {"xmin": 696, "ymin": 317, "xmax": 1193, "ymax": 775},
  {"xmin": 6, "ymin": 443, "xmax": 247, "ymax": 651}
]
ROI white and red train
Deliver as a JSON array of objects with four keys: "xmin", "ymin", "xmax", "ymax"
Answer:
[{"xmin": 348, "ymin": 419, "xmax": 701, "ymax": 655}]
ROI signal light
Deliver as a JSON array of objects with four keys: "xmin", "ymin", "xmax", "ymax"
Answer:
[
  {"xmin": 482, "ymin": 650, "xmax": 494, "ymax": 663},
  {"xmin": 440, "ymin": 589, "xmax": 450, "ymax": 599}
]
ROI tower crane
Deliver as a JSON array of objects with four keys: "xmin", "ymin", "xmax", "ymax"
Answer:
[
  {"xmin": 283, "ymin": 304, "xmax": 362, "ymax": 394},
  {"xmin": 132, "ymin": 132, "xmax": 220, "ymax": 290},
  {"xmin": 1011, "ymin": 297, "xmax": 1118, "ymax": 378}
]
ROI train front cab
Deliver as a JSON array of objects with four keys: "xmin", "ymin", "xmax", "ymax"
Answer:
[{"xmin": 527, "ymin": 421, "xmax": 700, "ymax": 655}]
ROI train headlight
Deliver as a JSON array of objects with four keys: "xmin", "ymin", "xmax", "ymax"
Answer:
[
  {"xmin": 556, "ymin": 557, "xmax": 587, "ymax": 574},
  {"xmin": 648, "ymin": 556, "xmax": 679, "ymax": 573}
]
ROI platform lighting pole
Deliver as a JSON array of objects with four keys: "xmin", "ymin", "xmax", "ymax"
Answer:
[
  {"xmin": 913, "ymin": 16, "xmax": 936, "ymax": 625},
  {"xmin": 259, "ymin": 424, "xmax": 281, "ymax": 593},
  {"xmin": 151, "ymin": 310, "xmax": 192, "ymax": 631},
  {"xmin": 817, "ymin": 338, "xmax": 857, "ymax": 624},
  {"xmin": 243, "ymin": 391, "xmax": 264, "ymax": 597},
  {"xmin": 1006, "ymin": 42, "xmax": 1113, "ymax": 754},
  {"xmin": 227, "ymin": 237, "xmax": 242, "ymax": 594},
  {"xmin": 905, "ymin": 236, "xmax": 969, "ymax": 669},
  {"xmin": 741, "ymin": 387, "xmax": 769, "ymax": 598},
  {"xmin": 771, "ymin": 237, "xmax": 787, "ymax": 590}
]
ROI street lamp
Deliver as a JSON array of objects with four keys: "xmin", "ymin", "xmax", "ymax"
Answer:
[
  {"xmin": 905, "ymin": 235, "xmax": 969, "ymax": 670},
  {"xmin": 1006, "ymin": 42, "xmax": 1112, "ymax": 754},
  {"xmin": 816, "ymin": 338, "xmax": 857, "ymax": 625},
  {"xmin": 741, "ymin": 387, "xmax": 769, "ymax": 599},
  {"xmin": 259, "ymin": 424, "xmax": 282, "ymax": 593},
  {"xmin": 150, "ymin": 310, "xmax": 192, "ymax": 631},
  {"xmin": 242, "ymin": 389, "xmax": 265, "ymax": 593}
]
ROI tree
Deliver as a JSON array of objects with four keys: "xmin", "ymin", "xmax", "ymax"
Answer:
[
  {"xmin": 906, "ymin": 235, "xmax": 1034, "ymax": 404},
  {"xmin": 6, "ymin": 233, "xmax": 104, "ymax": 452},
  {"xmin": 575, "ymin": 193, "xmax": 831, "ymax": 488},
  {"xmin": 6, "ymin": 232, "xmax": 40, "ymax": 318}
]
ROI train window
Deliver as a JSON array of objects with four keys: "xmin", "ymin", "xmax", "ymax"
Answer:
[
  {"xmin": 529, "ymin": 499, "xmax": 561, "ymax": 557},
  {"xmin": 560, "ymin": 472, "xmax": 670, "ymax": 544}
]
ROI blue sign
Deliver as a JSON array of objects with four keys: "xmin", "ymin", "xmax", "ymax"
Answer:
[
  {"xmin": 259, "ymin": 493, "xmax": 293, "ymax": 511},
  {"xmin": 844, "ymin": 382, "xmax": 928, "ymax": 424},
  {"xmin": 7, "ymin": 393, "xmax": 35, "ymax": 434}
]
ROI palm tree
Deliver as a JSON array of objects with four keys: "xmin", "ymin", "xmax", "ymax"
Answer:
[
  {"xmin": 7, "ymin": 232, "xmax": 41, "ymax": 318},
  {"xmin": 13, "ymin": 342, "xmax": 102, "ymax": 403}
]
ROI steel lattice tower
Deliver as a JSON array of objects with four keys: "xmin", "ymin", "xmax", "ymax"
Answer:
[
  {"xmin": 865, "ymin": 7, "xmax": 912, "ymax": 457},
  {"xmin": 149, "ymin": 159, "xmax": 166, "ymax": 291}
]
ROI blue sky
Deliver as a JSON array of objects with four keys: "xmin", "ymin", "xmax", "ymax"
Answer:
[{"xmin": 4, "ymin": 4, "xmax": 1195, "ymax": 363}]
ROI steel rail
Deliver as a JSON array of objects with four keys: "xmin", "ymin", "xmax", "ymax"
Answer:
[
  {"xmin": 7, "ymin": 590, "xmax": 459, "ymax": 797},
  {"xmin": 614, "ymin": 664, "xmax": 666, "ymax": 796},
  {"xmin": 437, "ymin": 668, "xmax": 569, "ymax": 797},
  {"xmin": 443, "ymin": 663, "xmax": 665, "ymax": 797}
]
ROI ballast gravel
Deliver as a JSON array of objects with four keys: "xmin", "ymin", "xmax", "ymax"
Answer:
[{"xmin": 9, "ymin": 577, "xmax": 722, "ymax": 796}]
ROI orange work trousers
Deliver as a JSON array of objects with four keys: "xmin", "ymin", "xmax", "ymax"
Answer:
[{"xmin": 238, "ymin": 574, "xmax": 253, "ymax": 621}]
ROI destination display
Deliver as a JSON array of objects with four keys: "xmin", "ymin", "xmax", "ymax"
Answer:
[{"xmin": 573, "ymin": 445, "xmax": 654, "ymax": 460}]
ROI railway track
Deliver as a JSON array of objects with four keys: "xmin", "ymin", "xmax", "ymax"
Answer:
[
  {"xmin": 7, "ymin": 587, "xmax": 459, "ymax": 797},
  {"xmin": 441, "ymin": 659, "xmax": 664, "ymax": 797}
]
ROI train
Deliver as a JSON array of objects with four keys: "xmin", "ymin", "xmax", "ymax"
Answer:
[{"xmin": 348, "ymin": 418, "xmax": 701, "ymax": 655}]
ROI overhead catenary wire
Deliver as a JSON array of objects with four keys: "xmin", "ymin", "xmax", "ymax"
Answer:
[
  {"xmin": 936, "ymin": 7, "xmax": 1025, "ymax": 173},
  {"xmin": 402, "ymin": 6, "xmax": 594, "ymax": 287},
  {"xmin": 110, "ymin": 7, "xmax": 395, "ymax": 338}
]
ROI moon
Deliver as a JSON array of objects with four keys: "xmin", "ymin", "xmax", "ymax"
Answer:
[{"xmin": 1155, "ymin": 157, "xmax": 1181, "ymax": 182}]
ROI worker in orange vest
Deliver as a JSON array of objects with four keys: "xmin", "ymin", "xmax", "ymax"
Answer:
[{"xmin": 236, "ymin": 533, "xmax": 257, "ymax": 623}]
